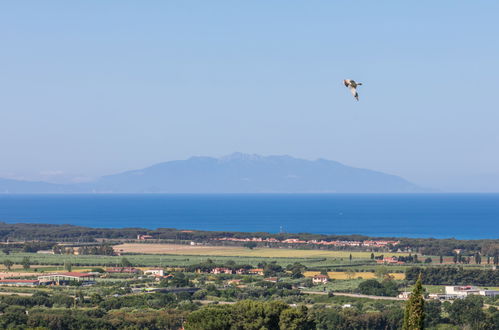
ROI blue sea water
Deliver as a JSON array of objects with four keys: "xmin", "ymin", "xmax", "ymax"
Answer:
[{"xmin": 0, "ymin": 194, "xmax": 498, "ymax": 239}]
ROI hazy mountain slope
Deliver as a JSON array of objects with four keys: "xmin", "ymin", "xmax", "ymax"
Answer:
[
  {"xmin": 88, "ymin": 153, "xmax": 427, "ymax": 193},
  {"xmin": 0, "ymin": 153, "xmax": 428, "ymax": 193}
]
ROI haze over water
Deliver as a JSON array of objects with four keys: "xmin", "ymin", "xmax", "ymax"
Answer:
[{"xmin": 1, "ymin": 194, "xmax": 498, "ymax": 239}]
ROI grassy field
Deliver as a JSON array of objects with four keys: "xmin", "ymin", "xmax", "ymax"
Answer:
[
  {"xmin": 113, "ymin": 243, "xmax": 408, "ymax": 259},
  {"xmin": 1, "ymin": 252, "xmax": 355, "ymax": 268}
]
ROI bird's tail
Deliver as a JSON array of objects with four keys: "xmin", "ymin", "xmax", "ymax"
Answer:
[{"xmin": 357, "ymin": 82, "xmax": 363, "ymax": 86}]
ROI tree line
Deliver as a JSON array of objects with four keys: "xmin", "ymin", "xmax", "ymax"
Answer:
[
  {"xmin": 2, "ymin": 222, "xmax": 499, "ymax": 256},
  {"xmin": 406, "ymin": 266, "xmax": 499, "ymax": 286}
]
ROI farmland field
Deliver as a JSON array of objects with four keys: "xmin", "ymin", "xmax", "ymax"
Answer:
[{"xmin": 113, "ymin": 243, "xmax": 408, "ymax": 259}]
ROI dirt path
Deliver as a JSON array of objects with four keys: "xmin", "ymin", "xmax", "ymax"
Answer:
[{"xmin": 301, "ymin": 290, "xmax": 405, "ymax": 301}]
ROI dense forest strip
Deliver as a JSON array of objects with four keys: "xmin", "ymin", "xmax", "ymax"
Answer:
[{"xmin": 0, "ymin": 222, "xmax": 498, "ymax": 256}]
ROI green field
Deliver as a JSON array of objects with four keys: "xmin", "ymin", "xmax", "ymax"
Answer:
[{"xmin": 1, "ymin": 251, "xmax": 368, "ymax": 268}]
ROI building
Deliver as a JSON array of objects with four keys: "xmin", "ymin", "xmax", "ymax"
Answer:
[
  {"xmin": 442, "ymin": 286, "xmax": 499, "ymax": 299},
  {"xmin": 312, "ymin": 274, "xmax": 329, "ymax": 284},
  {"xmin": 445, "ymin": 286, "xmax": 480, "ymax": 298},
  {"xmin": 248, "ymin": 268, "xmax": 264, "ymax": 275},
  {"xmin": 264, "ymin": 277, "xmax": 279, "ymax": 283},
  {"xmin": 398, "ymin": 292, "xmax": 411, "ymax": 299},
  {"xmin": 144, "ymin": 269, "xmax": 164, "ymax": 277},
  {"xmin": 106, "ymin": 267, "xmax": 139, "ymax": 274},
  {"xmin": 376, "ymin": 256, "xmax": 405, "ymax": 264},
  {"xmin": 480, "ymin": 289, "xmax": 499, "ymax": 297},
  {"xmin": 0, "ymin": 279, "xmax": 39, "ymax": 287},
  {"xmin": 211, "ymin": 267, "xmax": 233, "ymax": 274},
  {"xmin": 38, "ymin": 272, "xmax": 95, "ymax": 285},
  {"xmin": 137, "ymin": 235, "xmax": 153, "ymax": 240}
]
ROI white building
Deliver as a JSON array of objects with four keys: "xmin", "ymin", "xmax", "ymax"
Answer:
[
  {"xmin": 445, "ymin": 286, "xmax": 480, "ymax": 297},
  {"xmin": 312, "ymin": 274, "xmax": 329, "ymax": 284},
  {"xmin": 144, "ymin": 269, "xmax": 164, "ymax": 277},
  {"xmin": 444, "ymin": 286, "xmax": 499, "ymax": 298}
]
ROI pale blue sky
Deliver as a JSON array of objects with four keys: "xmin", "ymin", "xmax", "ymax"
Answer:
[{"xmin": 1, "ymin": 1, "xmax": 498, "ymax": 191}]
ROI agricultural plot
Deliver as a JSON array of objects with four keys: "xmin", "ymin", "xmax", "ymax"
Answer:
[{"xmin": 113, "ymin": 243, "xmax": 408, "ymax": 259}]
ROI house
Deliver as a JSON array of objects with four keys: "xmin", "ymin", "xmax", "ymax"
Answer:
[
  {"xmin": 38, "ymin": 272, "xmax": 95, "ymax": 285},
  {"xmin": 376, "ymin": 256, "xmax": 404, "ymax": 264},
  {"xmin": 0, "ymin": 279, "xmax": 39, "ymax": 287},
  {"xmin": 137, "ymin": 235, "xmax": 153, "ymax": 240},
  {"xmin": 248, "ymin": 268, "xmax": 264, "ymax": 276},
  {"xmin": 106, "ymin": 267, "xmax": 140, "ymax": 274},
  {"xmin": 211, "ymin": 268, "xmax": 233, "ymax": 275},
  {"xmin": 264, "ymin": 277, "xmax": 279, "ymax": 283},
  {"xmin": 312, "ymin": 274, "xmax": 329, "ymax": 284},
  {"xmin": 398, "ymin": 291, "xmax": 411, "ymax": 299},
  {"xmin": 144, "ymin": 269, "xmax": 164, "ymax": 277}
]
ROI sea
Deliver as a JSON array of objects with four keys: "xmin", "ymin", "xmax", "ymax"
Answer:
[{"xmin": 0, "ymin": 194, "xmax": 498, "ymax": 240}]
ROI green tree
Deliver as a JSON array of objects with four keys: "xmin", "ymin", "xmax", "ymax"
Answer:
[
  {"xmin": 370, "ymin": 252, "xmax": 375, "ymax": 260},
  {"xmin": 439, "ymin": 255, "xmax": 443, "ymax": 264},
  {"xmin": 3, "ymin": 259, "xmax": 14, "ymax": 271},
  {"xmin": 64, "ymin": 261, "xmax": 72, "ymax": 272},
  {"xmin": 375, "ymin": 266, "xmax": 390, "ymax": 280},
  {"xmin": 349, "ymin": 254, "xmax": 352, "ymax": 262},
  {"xmin": 244, "ymin": 242, "xmax": 257, "ymax": 250},
  {"xmin": 121, "ymin": 257, "xmax": 132, "ymax": 267},
  {"xmin": 403, "ymin": 274, "xmax": 425, "ymax": 330},
  {"xmin": 424, "ymin": 300, "xmax": 442, "ymax": 328},
  {"xmin": 279, "ymin": 306, "xmax": 314, "ymax": 330},
  {"xmin": 21, "ymin": 256, "xmax": 31, "ymax": 270},
  {"xmin": 446, "ymin": 295, "xmax": 485, "ymax": 328},
  {"xmin": 287, "ymin": 262, "xmax": 306, "ymax": 279},
  {"xmin": 185, "ymin": 305, "xmax": 233, "ymax": 330}
]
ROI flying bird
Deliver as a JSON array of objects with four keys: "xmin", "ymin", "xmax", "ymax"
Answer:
[{"xmin": 344, "ymin": 79, "xmax": 363, "ymax": 101}]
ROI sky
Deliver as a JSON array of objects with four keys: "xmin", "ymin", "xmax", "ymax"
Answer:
[{"xmin": 1, "ymin": 1, "xmax": 498, "ymax": 191}]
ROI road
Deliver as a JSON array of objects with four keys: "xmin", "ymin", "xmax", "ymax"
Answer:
[{"xmin": 301, "ymin": 290, "xmax": 405, "ymax": 301}]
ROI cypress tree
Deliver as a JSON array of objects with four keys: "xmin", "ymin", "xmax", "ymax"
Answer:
[
  {"xmin": 403, "ymin": 274, "xmax": 425, "ymax": 330},
  {"xmin": 439, "ymin": 255, "xmax": 443, "ymax": 264}
]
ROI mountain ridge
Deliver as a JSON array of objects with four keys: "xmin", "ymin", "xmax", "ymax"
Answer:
[{"xmin": 0, "ymin": 153, "xmax": 430, "ymax": 193}]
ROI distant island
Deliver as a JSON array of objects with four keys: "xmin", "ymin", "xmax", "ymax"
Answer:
[{"xmin": 0, "ymin": 153, "xmax": 430, "ymax": 193}]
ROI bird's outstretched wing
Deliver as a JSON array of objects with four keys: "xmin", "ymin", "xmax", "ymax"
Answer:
[{"xmin": 348, "ymin": 85, "xmax": 359, "ymax": 100}]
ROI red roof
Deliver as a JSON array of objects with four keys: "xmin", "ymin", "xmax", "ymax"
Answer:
[
  {"xmin": 48, "ymin": 272, "xmax": 93, "ymax": 277},
  {"xmin": 0, "ymin": 279, "xmax": 39, "ymax": 283}
]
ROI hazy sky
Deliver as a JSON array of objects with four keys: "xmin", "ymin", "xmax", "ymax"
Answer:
[{"xmin": 1, "ymin": 1, "xmax": 498, "ymax": 191}]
